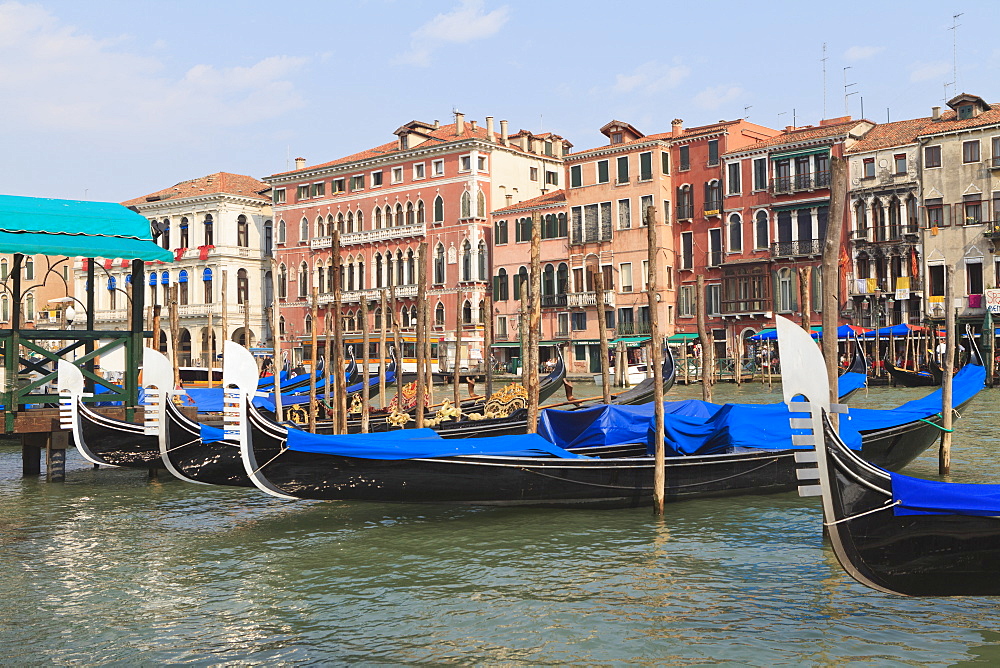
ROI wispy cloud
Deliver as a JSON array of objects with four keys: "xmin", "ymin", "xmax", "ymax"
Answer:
[
  {"xmin": 612, "ymin": 61, "xmax": 690, "ymax": 95},
  {"xmin": 394, "ymin": 0, "xmax": 509, "ymax": 67},
  {"xmin": 909, "ymin": 61, "xmax": 951, "ymax": 82},
  {"xmin": 844, "ymin": 45, "xmax": 884, "ymax": 61},
  {"xmin": 0, "ymin": 2, "xmax": 307, "ymax": 138},
  {"xmin": 694, "ymin": 85, "xmax": 744, "ymax": 111}
]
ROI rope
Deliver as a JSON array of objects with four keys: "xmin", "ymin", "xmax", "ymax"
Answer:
[
  {"xmin": 250, "ymin": 440, "xmax": 289, "ymax": 476},
  {"xmin": 918, "ymin": 415, "xmax": 953, "ymax": 432},
  {"xmin": 518, "ymin": 457, "xmax": 781, "ymax": 491},
  {"xmin": 824, "ymin": 499, "xmax": 900, "ymax": 526}
]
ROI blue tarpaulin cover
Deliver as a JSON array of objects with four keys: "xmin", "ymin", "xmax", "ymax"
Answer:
[
  {"xmin": 538, "ymin": 363, "xmax": 984, "ymax": 456},
  {"xmin": 254, "ymin": 371, "xmax": 395, "ymax": 411},
  {"xmin": 891, "ymin": 472, "xmax": 1000, "ymax": 516},
  {"xmin": 199, "ymin": 423, "xmax": 226, "ymax": 443},
  {"xmin": 182, "ymin": 368, "xmax": 355, "ymax": 412},
  {"xmin": 285, "ymin": 427, "xmax": 589, "ymax": 460}
]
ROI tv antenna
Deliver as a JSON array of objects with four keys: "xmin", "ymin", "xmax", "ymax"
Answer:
[
  {"xmin": 844, "ymin": 66, "xmax": 857, "ymax": 115},
  {"xmin": 949, "ymin": 13, "xmax": 963, "ymax": 94}
]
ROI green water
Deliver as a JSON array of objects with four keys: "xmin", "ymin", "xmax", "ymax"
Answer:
[{"xmin": 2, "ymin": 381, "xmax": 1000, "ymax": 665}]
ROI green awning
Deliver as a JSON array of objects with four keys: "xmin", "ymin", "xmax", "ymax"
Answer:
[
  {"xmin": 611, "ymin": 335, "xmax": 651, "ymax": 345},
  {"xmin": 0, "ymin": 194, "xmax": 173, "ymax": 261},
  {"xmin": 668, "ymin": 333, "xmax": 699, "ymax": 341},
  {"xmin": 771, "ymin": 147, "xmax": 830, "ymax": 161},
  {"xmin": 491, "ymin": 342, "xmax": 521, "ymax": 348},
  {"xmin": 773, "ymin": 199, "xmax": 829, "ymax": 213}
]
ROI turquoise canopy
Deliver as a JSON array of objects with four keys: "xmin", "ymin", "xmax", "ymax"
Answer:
[{"xmin": 0, "ymin": 194, "xmax": 172, "ymax": 261}]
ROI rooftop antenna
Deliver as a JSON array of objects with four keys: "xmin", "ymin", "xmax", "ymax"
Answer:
[
  {"xmin": 777, "ymin": 111, "xmax": 787, "ymax": 127},
  {"xmin": 844, "ymin": 66, "xmax": 857, "ymax": 115},
  {"xmin": 821, "ymin": 43, "xmax": 828, "ymax": 119},
  {"xmin": 886, "ymin": 107, "xmax": 890, "ymax": 123},
  {"xmin": 944, "ymin": 81, "xmax": 954, "ymax": 103},
  {"xmin": 950, "ymin": 13, "xmax": 963, "ymax": 93},
  {"xmin": 743, "ymin": 105, "xmax": 752, "ymax": 119}
]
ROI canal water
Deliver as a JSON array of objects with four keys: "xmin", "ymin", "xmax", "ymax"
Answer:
[{"xmin": 2, "ymin": 380, "xmax": 1000, "ymax": 665}]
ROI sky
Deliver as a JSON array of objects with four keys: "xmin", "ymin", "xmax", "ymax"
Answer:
[{"xmin": 2, "ymin": 0, "xmax": 999, "ymax": 203}]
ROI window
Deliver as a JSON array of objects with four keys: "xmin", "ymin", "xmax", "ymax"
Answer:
[
  {"xmin": 277, "ymin": 220, "xmax": 286, "ymax": 244},
  {"xmin": 707, "ymin": 140, "xmax": 719, "ymax": 166},
  {"xmin": 461, "ymin": 192, "xmax": 472, "ymax": 219},
  {"xmin": 727, "ymin": 162, "xmax": 741, "ymax": 194},
  {"xmin": 433, "ymin": 159, "xmax": 444, "ymax": 176},
  {"xmin": 677, "ymin": 185, "xmax": 693, "ymax": 219},
  {"xmin": 24, "ymin": 257, "xmax": 33, "ymax": 280},
  {"xmin": 706, "ymin": 284, "xmax": 721, "ymax": 316},
  {"xmin": 928, "ymin": 264, "xmax": 945, "ymax": 297},
  {"xmin": 639, "ymin": 152, "xmax": 653, "ymax": 181},
  {"xmin": 661, "ymin": 151, "xmax": 670, "ymax": 174},
  {"xmin": 298, "ymin": 262, "xmax": 308, "ymax": 298},
  {"xmin": 925, "ymin": 145, "xmax": 942, "ymax": 168},
  {"xmin": 570, "ymin": 164, "xmax": 582, "ymax": 188},
  {"xmin": 371, "ymin": 171, "xmax": 383, "ymax": 187},
  {"xmin": 776, "ymin": 268, "xmax": 794, "ymax": 312},
  {"xmin": 611, "ymin": 132, "xmax": 623, "ymax": 144},
  {"xmin": 680, "ymin": 231, "xmax": 693, "ymax": 270},
  {"xmin": 639, "ymin": 195, "xmax": 653, "ymax": 225},
  {"xmin": 413, "ymin": 163, "xmax": 426, "ymax": 179},
  {"xmin": 925, "ymin": 198, "xmax": 945, "ymax": 227},
  {"xmin": 391, "ymin": 167, "xmax": 403, "ymax": 183},
  {"xmin": 753, "ymin": 158, "xmax": 767, "ymax": 190},
  {"xmin": 959, "ymin": 104, "xmax": 975, "ymax": 120},
  {"xmin": 179, "ymin": 218, "xmax": 189, "ymax": 248},
  {"xmin": 708, "ymin": 228, "xmax": 722, "ymax": 266},
  {"xmin": 963, "ymin": 194, "xmax": 983, "ymax": 225},
  {"xmin": 620, "ymin": 263, "xmax": 633, "ymax": 292},
  {"xmin": 0, "ymin": 259, "xmax": 6, "ymax": 280},
  {"xmin": 728, "ymin": 214, "xmax": 742, "ymax": 252},
  {"xmin": 755, "ymin": 211, "xmax": 769, "ymax": 249},
  {"xmin": 571, "ymin": 312, "xmax": 586, "ymax": 331},
  {"xmin": 993, "ymin": 138, "xmax": 1000, "ymax": 167},
  {"xmin": 529, "ymin": 167, "xmax": 538, "ymax": 181},
  {"xmin": 618, "ymin": 199, "xmax": 631, "ymax": 229},
  {"xmin": 350, "ymin": 175, "xmax": 364, "ymax": 191},
  {"xmin": 863, "ymin": 158, "xmax": 875, "ymax": 179},
  {"xmin": 300, "ymin": 218, "xmax": 309, "ymax": 242},
  {"xmin": 237, "ymin": 269, "xmax": 249, "ymax": 304},
  {"xmin": 496, "ymin": 315, "xmax": 507, "ymax": 338},
  {"xmin": 478, "ymin": 156, "xmax": 487, "ymax": 171},
  {"xmin": 963, "ymin": 140, "xmax": 981, "ymax": 163},
  {"xmin": 204, "ymin": 215, "xmax": 214, "ymax": 247},
  {"xmin": 679, "ymin": 145, "xmax": 690, "ymax": 171},
  {"xmin": 237, "ymin": 215, "xmax": 249, "ymax": 248},
  {"xmin": 273, "ymin": 188, "xmax": 286, "ymax": 204},
  {"xmin": 968, "ymin": 260, "xmax": 984, "ymax": 295},
  {"xmin": 494, "ymin": 219, "xmax": 508, "ymax": 245},
  {"xmin": 597, "ymin": 160, "xmax": 609, "ymax": 183},
  {"xmin": 678, "ymin": 285, "xmax": 695, "ymax": 317},
  {"xmin": 434, "ymin": 195, "xmax": 444, "ymax": 223},
  {"xmin": 460, "ymin": 156, "xmax": 471, "ymax": 171},
  {"xmin": 545, "ymin": 170, "xmax": 558, "ymax": 186},
  {"xmin": 296, "ymin": 185, "xmax": 309, "ymax": 200},
  {"xmin": 434, "ymin": 244, "xmax": 445, "ymax": 285},
  {"xmin": 894, "ymin": 154, "xmax": 907, "ymax": 174},
  {"xmin": 494, "ymin": 268, "xmax": 509, "ymax": 301},
  {"xmin": 616, "ymin": 156, "xmax": 629, "ymax": 183},
  {"xmin": 705, "ymin": 181, "xmax": 722, "ymax": 213},
  {"xmin": 313, "ymin": 182, "xmax": 327, "ymax": 197}
]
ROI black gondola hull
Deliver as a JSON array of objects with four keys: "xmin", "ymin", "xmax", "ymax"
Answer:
[{"xmin": 77, "ymin": 404, "xmax": 163, "ymax": 469}]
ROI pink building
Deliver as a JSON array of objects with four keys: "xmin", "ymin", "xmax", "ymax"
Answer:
[{"xmin": 265, "ymin": 114, "xmax": 570, "ymax": 370}]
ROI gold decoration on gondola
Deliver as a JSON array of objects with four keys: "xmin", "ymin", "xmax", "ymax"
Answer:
[
  {"xmin": 287, "ymin": 406, "xmax": 309, "ymax": 425},
  {"xmin": 476, "ymin": 383, "xmax": 527, "ymax": 419},
  {"xmin": 348, "ymin": 394, "xmax": 363, "ymax": 415},
  {"xmin": 433, "ymin": 399, "xmax": 461, "ymax": 423},
  {"xmin": 387, "ymin": 408, "xmax": 412, "ymax": 426}
]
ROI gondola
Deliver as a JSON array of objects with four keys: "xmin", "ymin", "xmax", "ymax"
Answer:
[
  {"xmin": 781, "ymin": 317, "xmax": 1000, "ymax": 597},
  {"xmin": 883, "ymin": 357, "xmax": 938, "ymax": 387},
  {"xmin": 608, "ymin": 348, "xmax": 677, "ymax": 406},
  {"xmin": 221, "ymin": 340, "xmax": 982, "ymax": 506}
]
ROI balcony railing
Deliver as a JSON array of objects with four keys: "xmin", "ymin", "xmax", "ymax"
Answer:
[
  {"xmin": 318, "ymin": 284, "xmax": 418, "ymax": 304},
  {"xmin": 310, "ymin": 236, "xmax": 331, "ymax": 250},
  {"xmin": 770, "ymin": 239, "xmax": 823, "ymax": 257},
  {"xmin": 540, "ymin": 294, "xmax": 568, "ymax": 308},
  {"xmin": 616, "ymin": 321, "xmax": 651, "ymax": 336},
  {"xmin": 339, "ymin": 223, "xmax": 426, "ymax": 246},
  {"xmin": 720, "ymin": 298, "xmax": 771, "ymax": 315},
  {"xmin": 706, "ymin": 250, "xmax": 724, "ymax": 267},
  {"xmin": 848, "ymin": 276, "xmax": 922, "ymax": 296},
  {"xmin": 703, "ymin": 201, "xmax": 722, "ymax": 216},
  {"xmin": 676, "ymin": 205, "xmax": 694, "ymax": 220},
  {"xmin": 770, "ymin": 171, "xmax": 830, "ymax": 195},
  {"xmin": 567, "ymin": 290, "xmax": 616, "ymax": 308},
  {"xmin": 983, "ymin": 222, "xmax": 1000, "ymax": 238}
]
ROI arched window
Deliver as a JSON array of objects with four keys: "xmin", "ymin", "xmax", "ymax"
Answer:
[
  {"xmin": 461, "ymin": 191, "xmax": 472, "ymax": 218},
  {"xmin": 0, "ymin": 259, "xmax": 8, "ymax": 280},
  {"xmin": 347, "ymin": 211, "xmax": 355, "ymax": 234},
  {"xmin": 401, "ymin": 306, "xmax": 410, "ymax": 328},
  {"xmin": 108, "ymin": 276, "xmax": 118, "ymax": 310},
  {"xmin": 755, "ymin": 211, "xmax": 769, "ymax": 250},
  {"xmin": 161, "ymin": 219, "xmax": 170, "ymax": 249},
  {"xmin": 776, "ymin": 267, "xmax": 794, "ymax": 312},
  {"xmin": 495, "ymin": 268, "xmax": 509, "ymax": 301},
  {"xmin": 179, "ymin": 217, "xmax": 189, "ymax": 248},
  {"xmin": 237, "ymin": 268, "xmax": 249, "ymax": 304},
  {"xmin": 346, "ymin": 257, "xmax": 355, "ymax": 291},
  {"xmin": 705, "ymin": 180, "xmax": 721, "ymax": 211},
  {"xmin": 317, "ymin": 262, "xmax": 326, "ymax": 294},
  {"xmin": 478, "ymin": 300, "xmax": 485, "ymax": 324},
  {"xmin": 395, "ymin": 204, "xmax": 404, "ymax": 227},
  {"xmin": 728, "ymin": 213, "xmax": 742, "ymax": 252},
  {"xmin": 176, "ymin": 271, "xmax": 187, "ymax": 306},
  {"xmin": 410, "ymin": 305, "xmax": 417, "ymax": 327},
  {"xmin": 305, "ymin": 314, "xmax": 312, "ymax": 335},
  {"xmin": 24, "ymin": 257, "xmax": 33, "ymax": 280},
  {"xmin": 161, "ymin": 270, "xmax": 170, "ymax": 285},
  {"xmin": 279, "ymin": 316, "xmax": 286, "ymax": 336},
  {"xmin": 477, "ymin": 240, "xmax": 487, "ymax": 280},
  {"xmin": 405, "ymin": 249, "xmax": 414, "ymax": 285},
  {"xmin": 278, "ymin": 264, "xmax": 287, "ymax": 299},
  {"xmin": 25, "ymin": 293, "xmax": 34, "ymax": 321},
  {"xmin": 477, "ymin": 189, "xmax": 486, "ymax": 218},
  {"xmin": 406, "ymin": 202, "xmax": 414, "ymax": 226},
  {"xmin": 435, "ymin": 302, "xmax": 445, "ymax": 326},
  {"xmin": 854, "ymin": 199, "xmax": 868, "ymax": 236},
  {"xmin": 461, "ymin": 240, "xmax": 472, "ymax": 281},
  {"xmin": 434, "ymin": 195, "xmax": 444, "ymax": 222},
  {"xmin": 542, "ymin": 264, "xmax": 555, "ymax": 296},
  {"xmin": 277, "ymin": 219, "xmax": 286, "ymax": 244},
  {"xmin": 337, "ymin": 212, "xmax": 345, "ymax": 234},
  {"xmin": 356, "ymin": 210, "xmax": 364, "ymax": 231},
  {"xmin": 298, "ymin": 263, "xmax": 308, "ymax": 297},
  {"xmin": 374, "ymin": 207, "xmax": 382, "ymax": 229},
  {"xmin": 300, "ymin": 218, "xmax": 309, "ymax": 242},
  {"xmin": 495, "ymin": 219, "xmax": 507, "ymax": 245},
  {"xmin": 434, "ymin": 244, "xmax": 445, "ymax": 284},
  {"xmin": 375, "ymin": 253, "xmax": 383, "ymax": 288},
  {"xmin": 462, "ymin": 299, "xmax": 472, "ymax": 324},
  {"xmin": 316, "ymin": 216, "xmax": 325, "ymax": 238},
  {"xmin": 237, "ymin": 215, "xmax": 249, "ymax": 248},
  {"xmin": 514, "ymin": 266, "xmax": 528, "ymax": 300},
  {"xmin": 263, "ymin": 220, "xmax": 272, "ymax": 256},
  {"xmin": 374, "ymin": 307, "xmax": 382, "ymax": 329},
  {"xmin": 1, "ymin": 295, "xmax": 8, "ymax": 322},
  {"xmin": 384, "ymin": 205, "xmax": 393, "ymax": 228},
  {"xmin": 395, "ymin": 250, "xmax": 404, "ymax": 286},
  {"xmin": 204, "ymin": 214, "xmax": 214, "ymax": 246},
  {"xmin": 416, "ymin": 200, "xmax": 425, "ymax": 225},
  {"xmin": 557, "ymin": 263, "xmax": 570, "ymax": 295},
  {"xmin": 203, "ymin": 268, "xmax": 213, "ymax": 303}
]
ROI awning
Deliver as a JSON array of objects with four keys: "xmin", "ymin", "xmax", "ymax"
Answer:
[
  {"xmin": 771, "ymin": 147, "xmax": 830, "ymax": 161},
  {"xmin": 612, "ymin": 335, "xmax": 651, "ymax": 345},
  {"xmin": 773, "ymin": 199, "xmax": 829, "ymax": 213},
  {"xmin": 491, "ymin": 342, "xmax": 521, "ymax": 348},
  {"xmin": 0, "ymin": 194, "xmax": 173, "ymax": 261},
  {"xmin": 668, "ymin": 333, "xmax": 699, "ymax": 341}
]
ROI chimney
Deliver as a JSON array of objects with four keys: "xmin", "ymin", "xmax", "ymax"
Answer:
[
  {"xmin": 295, "ymin": 157, "xmax": 306, "ymax": 170},
  {"xmin": 500, "ymin": 120, "xmax": 509, "ymax": 146},
  {"xmin": 469, "ymin": 120, "xmax": 477, "ymax": 131},
  {"xmin": 455, "ymin": 111, "xmax": 465, "ymax": 135},
  {"xmin": 486, "ymin": 116, "xmax": 495, "ymax": 141},
  {"xmin": 932, "ymin": 106, "xmax": 941, "ymax": 120},
  {"xmin": 671, "ymin": 119, "xmax": 684, "ymax": 137},
  {"xmin": 433, "ymin": 119, "xmax": 440, "ymax": 129}
]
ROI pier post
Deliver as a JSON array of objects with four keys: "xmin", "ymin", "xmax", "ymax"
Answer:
[
  {"xmin": 45, "ymin": 430, "xmax": 68, "ymax": 482},
  {"xmin": 21, "ymin": 433, "xmax": 41, "ymax": 477}
]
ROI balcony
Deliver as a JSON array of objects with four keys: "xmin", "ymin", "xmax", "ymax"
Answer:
[
  {"xmin": 847, "ymin": 276, "xmax": 922, "ymax": 296},
  {"xmin": 991, "ymin": 157, "xmax": 1000, "ymax": 170},
  {"xmin": 616, "ymin": 321, "xmax": 651, "ymax": 336},
  {"xmin": 676, "ymin": 205, "xmax": 694, "ymax": 220},
  {"xmin": 540, "ymin": 294, "xmax": 568, "ymax": 308},
  {"xmin": 770, "ymin": 239, "xmax": 823, "ymax": 258},
  {"xmin": 769, "ymin": 171, "xmax": 830, "ymax": 195},
  {"xmin": 310, "ymin": 236, "xmax": 331, "ymax": 250},
  {"xmin": 703, "ymin": 201, "xmax": 722, "ymax": 216},
  {"xmin": 983, "ymin": 222, "xmax": 1000, "ymax": 239},
  {"xmin": 720, "ymin": 298, "xmax": 771, "ymax": 315},
  {"xmin": 567, "ymin": 290, "xmax": 616, "ymax": 308},
  {"xmin": 335, "ymin": 223, "xmax": 426, "ymax": 247},
  {"xmin": 316, "ymin": 285, "xmax": 419, "ymax": 305}
]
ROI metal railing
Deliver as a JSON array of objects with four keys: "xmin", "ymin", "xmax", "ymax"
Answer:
[
  {"xmin": 567, "ymin": 290, "xmax": 616, "ymax": 308},
  {"xmin": 616, "ymin": 321, "xmax": 651, "ymax": 336},
  {"xmin": 770, "ymin": 239, "xmax": 823, "ymax": 257},
  {"xmin": 541, "ymin": 294, "xmax": 568, "ymax": 308}
]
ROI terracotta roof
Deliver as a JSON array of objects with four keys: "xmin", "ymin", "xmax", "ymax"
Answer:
[
  {"xmin": 918, "ymin": 102, "xmax": 1000, "ymax": 137},
  {"xmin": 567, "ymin": 131, "xmax": 672, "ymax": 157},
  {"xmin": 270, "ymin": 122, "xmax": 564, "ymax": 177},
  {"xmin": 846, "ymin": 117, "xmax": 932, "ymax": 153},
  {"xmin": 122, "ymin": 172, "xmax": 270, "ymax": 206},
  {"xmin": 742, "ymin": 119, "xmax": 864, "ymax": 151},
  {"xmin": 491, "ymin": 190, "xmax": 566, "ymax": 215}
]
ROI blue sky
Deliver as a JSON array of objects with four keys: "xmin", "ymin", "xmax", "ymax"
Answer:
[{"xmin": 2, "ymin": 0, "xmax": 998, "ymax": 203}]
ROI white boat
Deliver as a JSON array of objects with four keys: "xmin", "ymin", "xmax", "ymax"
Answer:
[{"xmin": 593, "ymin": 364, "xmax": 648, "ymax": 387}]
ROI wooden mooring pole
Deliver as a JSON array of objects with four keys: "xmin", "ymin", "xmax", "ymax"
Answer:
[
  {"xmin": 645, "ymin": 205, "xmax": 666, "ymax": 515},
  {"xmin": 415, "ymin": 241, "xmax": 427, "ymax": 428},
  {"xmin": 940, "ymin": 265, "xmax": 955, "ymax": 475},
  {"xmin": 361, "ymin": 294, "xmax": 371, "ymax": 433},
  {"xmin": 595, "ymin": 271, "xmax": 612, "ymax": 404},
  {"xmin": 696, "ymin": 275, "xmax": 713, "ymax": 403},
  {"xmin": 526, "ymin": 212, "xmax": 542, "ymax": 433}
]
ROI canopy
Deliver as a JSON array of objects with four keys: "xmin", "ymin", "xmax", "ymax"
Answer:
[
  {"xmin": 865, "ymin": 323, "xmax": 927, "ymax": 337},
  {"xmin": 891, "ymin": 472, "xmax": 1000, "ymax": 516},
  {"xmin": 752, "ymin": 325, "xmax": 870, "ymax": 341},
  {"xmin": 0, "ymin": 194, "xmax": 172, "ymax": 261}
]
